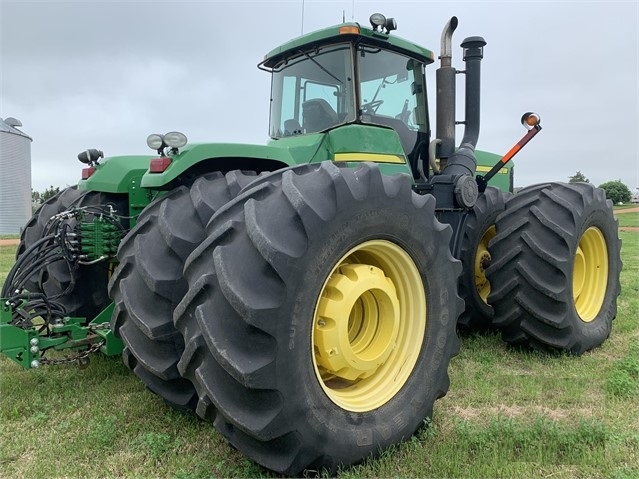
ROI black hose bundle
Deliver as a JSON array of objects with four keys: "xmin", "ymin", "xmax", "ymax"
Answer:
[{"xmin": 2, "ymin": 203, "xmax": 129, "ymax": 332}]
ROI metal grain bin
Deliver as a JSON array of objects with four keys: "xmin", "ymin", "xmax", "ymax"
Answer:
[{"xmin": 0, "ymin": 117, "xmax": 33, "ymax": 234}]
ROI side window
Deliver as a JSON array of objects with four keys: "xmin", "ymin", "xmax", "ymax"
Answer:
[
  {"xmin": 358, "ymin": 48, "xmax": 427, "ymax": 133},
  {"xmin": 269, "ymin": 44, "xmax": 355, "ymax": 138}
]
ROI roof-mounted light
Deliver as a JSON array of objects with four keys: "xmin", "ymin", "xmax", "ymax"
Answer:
[
  {"xmin": 370, "ymin": 13, "xmax": 386, "ymax": 29},
  {"xmin": 369, "ymin": 13, "xmax": 397, "ymax": 33},
  {"xmin": 339, "ymin": 25, "xmax": 360, "ymax": 35}
]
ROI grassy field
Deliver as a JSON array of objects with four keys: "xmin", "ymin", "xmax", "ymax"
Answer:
[
  {"xmin": 616, "ymin": 211, "xmax": 639, "ymax": 228},
  {"xmin": 1, "ymin": 232, "xmax": 637, "ymax": 478}
]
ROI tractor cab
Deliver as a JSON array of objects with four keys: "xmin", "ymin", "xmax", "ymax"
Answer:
[{"xmin": 260, "ymin": 16, "xmax": 433, "ymax": 178}]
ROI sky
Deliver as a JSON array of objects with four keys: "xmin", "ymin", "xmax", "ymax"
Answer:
[{"xmin": 1, "ymin": 0, "xmax": 638, "ymax": 193}]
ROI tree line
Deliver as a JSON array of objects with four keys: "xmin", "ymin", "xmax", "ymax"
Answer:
[
  {"xmin": 31, "ymin": 186, "xmax": 61, "ymax": 212},
  {"xmin": 568, "ymin": 171, "xmax": 633, "ymax": 204}
]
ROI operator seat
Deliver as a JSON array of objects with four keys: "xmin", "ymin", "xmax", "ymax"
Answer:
[
  {"xmin": 302, "ymin": 99, "xmax": 339, "ymax": 133},
  {"xmin": 283, "ymin": 119, "xmax": 303, "ymax": 136}
]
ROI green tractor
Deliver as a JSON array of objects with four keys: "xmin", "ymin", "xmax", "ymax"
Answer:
[{"xmin": 1, "ymin": 13, "xmax": 621, "ymax": 475}]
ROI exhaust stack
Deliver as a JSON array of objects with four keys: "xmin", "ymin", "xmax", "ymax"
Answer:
[
  {"xmin": 441, "ymin": 35, "xmax": 487, "ymax": 179},
  {"xmin": 436, "ymin": 16, "xmax": 458, "ymax": 160}
]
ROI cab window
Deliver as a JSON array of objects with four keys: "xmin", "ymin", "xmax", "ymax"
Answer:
[{"xmin": 269, "ymin": 43, "xmax": 355, "ymax": 138}]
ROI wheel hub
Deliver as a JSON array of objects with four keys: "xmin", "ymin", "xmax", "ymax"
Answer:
[
  {"xmin": 573, "ymin": 226, "xmax": 608, "ymax": 322},
  {"xmin": 315, "ymin": 264, "xmax": 400, "ymax": 380},
  {"xmin": 474, "ymin": 225, "xmax": 496, "ymax": 303},
  {"xmin": 311, "ymin": 240, "xmax": 426, "ymax": 412}
]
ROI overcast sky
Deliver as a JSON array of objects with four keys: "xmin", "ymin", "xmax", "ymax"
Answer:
[{"xmin": 1, "ymin": 0, "xmax": 638, "ymax": 193}]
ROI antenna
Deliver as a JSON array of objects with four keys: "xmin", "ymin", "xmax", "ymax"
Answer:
[
  {"xmin": 351, "ymin": 0, "xmax": 354, "ymax": 20},
  {"xmin": 301, "ymin": 0, "xmax": 305, "ymax": 35},
  {"xmin": 342, "ymin": 10, "xmax": 345, "ymax": 23}
]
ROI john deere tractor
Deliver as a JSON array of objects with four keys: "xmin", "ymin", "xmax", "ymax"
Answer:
[{"xmin": 1, "ymin": 14, "xmax": 621, "ymax": 475}]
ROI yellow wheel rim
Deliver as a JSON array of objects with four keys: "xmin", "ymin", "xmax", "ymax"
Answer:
[
  {"xmin": 573, "ymin": 227, "xmax": 608, "ymax": 322},
  {"xmin": 474, "ymin": 225, "xmax": 496, "ymax": 304},
  {"xmin": 312, "ymin": 240, "xmax": 426, "ymax": 412}
]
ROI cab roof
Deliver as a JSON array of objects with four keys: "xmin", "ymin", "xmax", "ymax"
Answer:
[{"xmin": 260, "ymin": 22, "xmax": 435, "ymax": 70}]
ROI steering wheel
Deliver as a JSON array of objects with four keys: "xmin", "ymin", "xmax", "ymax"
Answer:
[{"xmin": 361, "ymin": 99, "xmax": 384, "ymax": 115}]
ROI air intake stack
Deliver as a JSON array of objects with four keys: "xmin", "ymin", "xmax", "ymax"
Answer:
[{"xmin": 441, "ymin": 35, "xmax": 486, "ymax": 179}]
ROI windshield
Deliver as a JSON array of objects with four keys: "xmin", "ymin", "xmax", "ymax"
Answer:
[{"xmin": 269, "ymin": 43, "xmax": 355, "ymax": 138}]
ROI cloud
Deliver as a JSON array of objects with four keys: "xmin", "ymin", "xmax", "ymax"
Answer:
[{"xmin": 1, "ymin": 1, "xmax": 637, "ymax": 192}]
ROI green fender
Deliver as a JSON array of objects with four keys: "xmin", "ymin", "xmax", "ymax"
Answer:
[
  {"xmin": 77, "ymin": 155, "xmax": 154, "ymax": 193},
  {"xmin": 140, "ymin": 137, "xmax": 326, "ymax": 189}
]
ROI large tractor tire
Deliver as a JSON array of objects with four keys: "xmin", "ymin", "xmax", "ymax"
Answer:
[
  {"xmin": 486, "ymin": 182, "xmax": 622, "ymax": 354},
  {"xmin": 109, "ymin": 171, "xmax": 262, "ymax": 412},
  {"xmin": 17, "ymin": 186, "xmax": 126, "ymax": 319},
  {"xmin": 174, "ymin": 161, "xmax": 462, "ymax": 475},
  {"xmin": 457, "ymin": 186, "xmax": 511, "ymax": 331}
]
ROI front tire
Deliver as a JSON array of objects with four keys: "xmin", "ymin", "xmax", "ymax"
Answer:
[
  {"xmin": 486, "ymin": 182, "xmax": 622, "ymax": 354},
  {"xmin": 174, "ymin": 162, "xmax": 462, "ymax": 475}
]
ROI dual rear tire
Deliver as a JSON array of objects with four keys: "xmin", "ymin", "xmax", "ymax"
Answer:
[
  {"xmin": 108, "ymin": 171, "xmax": 263, "ymax": 411},
  {"xmin": 486, "ymin": 182, "xmax": 621, "ymax": 354}
]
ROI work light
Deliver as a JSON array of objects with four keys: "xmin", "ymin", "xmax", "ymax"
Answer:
[
  {"xmin": 146, "ymin": 134, "xmax": 165, "ymax": 150},
  {"xmin": 164, "ymin": 131, "xmax": 187, "ymax": 148}
]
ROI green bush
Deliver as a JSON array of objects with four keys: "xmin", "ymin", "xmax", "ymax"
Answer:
[{"xmin": 599, "ymin": 180, "xmax": 632, "ymax": 204}]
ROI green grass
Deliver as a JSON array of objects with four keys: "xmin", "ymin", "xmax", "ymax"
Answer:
[
  {"xmin": 1, "ymin": 233, "xmax": 638, "ymax": 478},
  {"xmin": 616, "ymin": 211, "xmax": 639, "ymax": 228},
  {"xmin": 0, "ymin": 244, "xmax": 16, "ymax": 286}
]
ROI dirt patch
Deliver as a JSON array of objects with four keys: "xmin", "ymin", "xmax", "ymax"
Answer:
[
  {"xmin": 0, "ymin": 239, "xmax": 19, "ymax": 246},
  {"xmin": 620, "ymin": 227, "xmax": 639, "ymax": 232},
  {"xmin": 450, "ymin": 404, "xmax": 594, "ymax": 421},
  {"xmin": 615, "ymin": 206, "xmax": 639, "ymax": 214}
]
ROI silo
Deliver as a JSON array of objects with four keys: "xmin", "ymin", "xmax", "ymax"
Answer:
[{"xmin": 0, "ymin": 117, "xmax": 33, "ymax": 234}]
